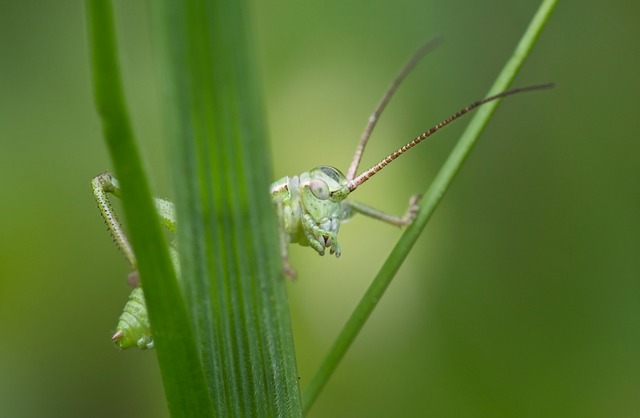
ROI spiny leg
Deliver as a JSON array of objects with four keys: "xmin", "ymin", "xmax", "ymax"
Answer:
[
  {"xmin": 341, "ymin": 194, "xmax": 422, "ymax": 227},
  {"xmin": 92, "ymin": 172, "xmax": 137, "ymax": 270},
  {"xmin": 92, "ymin": 172, "xmax": 176, "ymax": 269}
]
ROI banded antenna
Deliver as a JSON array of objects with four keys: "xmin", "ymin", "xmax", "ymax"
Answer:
[
  {"xmin": 346, "ymin": 37, "xmax": 442, "ymax": 181},
  {"xmin": 346, "ymin": 66, "xmax": 553, "ymax": 191}
]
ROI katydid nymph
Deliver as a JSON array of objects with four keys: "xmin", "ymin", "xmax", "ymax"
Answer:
[{"xmin": 93, "ymin": 40, "xmax": 553, "ymax": 349}]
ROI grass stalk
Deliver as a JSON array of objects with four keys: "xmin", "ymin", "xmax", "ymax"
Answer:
[{"xmin": 302, "ymin": 0, "xmax": 559, "ymax": 412}]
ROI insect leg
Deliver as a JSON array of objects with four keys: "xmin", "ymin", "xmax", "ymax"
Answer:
[
  {"xmin": 301, "ymin": 214, "xmax": 342, "ymax": 257},
  {"xmin": 279, "ymin": 231, "xmax": 297, "ymax": 280},
  {"xmin": 274, "ymin": 201, "xmax": 298, "ymax": 279},
  {"xmin": 92, "ymin": 172, "xmax": 177, "ymax": 270},
  {"xmin": 92, "ymin": 172, "xmax": 137, "ymax": 270},
  {"xmin": 155, "ymin": 197, "xmax": 176, "ymax": 233},
  {"xmin": 341, "ymin": 194, "xmax": 421, "ymax": 227}
]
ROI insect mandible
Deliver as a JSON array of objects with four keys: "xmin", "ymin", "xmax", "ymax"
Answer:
[{"xmin": 93, "ymin": 39, "xmax": 553, "ymax": 349}]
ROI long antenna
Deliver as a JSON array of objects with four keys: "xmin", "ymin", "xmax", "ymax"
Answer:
[
  {"xmin": 347, "ymin": 83, "xmax": 554, "ymax": 192},
  {"xmin": 346, "ymin": 37, "xmax": 442, "ymax": 181}
]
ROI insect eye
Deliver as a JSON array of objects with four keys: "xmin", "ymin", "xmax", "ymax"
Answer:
[{"xmin": 309, "ymin": 179, "xmax": 330, "ymax": 199}]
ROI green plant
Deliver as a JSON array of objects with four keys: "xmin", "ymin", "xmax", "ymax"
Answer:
[{"xmin": 86, "ymin": 0, "xmax": 557, "ymax": 416}]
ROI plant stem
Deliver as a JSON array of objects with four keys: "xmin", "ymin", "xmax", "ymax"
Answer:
[{"xmin": 302, "ymin": 0, "xmax": 559, "ymax": 413}]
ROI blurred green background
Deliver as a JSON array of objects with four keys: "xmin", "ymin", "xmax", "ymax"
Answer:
[{"xmin": 1, "ymin": 1, "xmax": 638, "ymax": 417}]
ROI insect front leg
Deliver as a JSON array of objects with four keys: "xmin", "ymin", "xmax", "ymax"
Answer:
[
  {"xmin": 274, "ymin": 200, "xmax": 298, "ymax": 280},
  {"xmin": 340, "ymin": 194, "xmax": 422, "ymax": 227},
  {"xmin": 301, "ymin": 213, "xmax": 342, "ymax": 257}
]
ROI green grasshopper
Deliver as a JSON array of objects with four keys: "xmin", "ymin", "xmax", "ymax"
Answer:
[{"xmin": 93, "ymin": 40, "xmax": 552, "ymax": 349}]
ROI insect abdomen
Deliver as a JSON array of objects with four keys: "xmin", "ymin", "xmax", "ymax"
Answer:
[{"xmin": 112, "ymin": 287, "xmax": 153, "ymax": 350}]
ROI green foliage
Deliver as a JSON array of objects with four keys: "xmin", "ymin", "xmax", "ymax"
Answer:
[
  {"xmin": 153, "ymin": 0, "xmax": 302, "ymax": 415},
  {"xmin": 86, "ymin": 0, "xmax": 555, "ymax": 416},
  {"xmin": 86, "ymin": 1, "xmax": 215, "ymax": 416},
  {"xmin": 7, "ymin": 0, "xmax": 640, "ymax": 416},
  {"xmin": 87, "ymin": 0, "xmax": 301, "ymax": 416}
]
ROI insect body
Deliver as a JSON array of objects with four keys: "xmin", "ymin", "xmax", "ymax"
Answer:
[{"xmin": 94, "ymin": 40, "xmax": 553, "ymax": 349}]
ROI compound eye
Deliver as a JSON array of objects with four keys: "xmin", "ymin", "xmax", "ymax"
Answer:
[{"xmin": 309, "ymin": 179, "xmax": 330, "ymax": 200}]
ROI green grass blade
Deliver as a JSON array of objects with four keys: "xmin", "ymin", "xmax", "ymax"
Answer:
[
  {"xmin": 152, "ymin": 0, "xmax": 302, "ymax": 416},
  {"xmin": 85, "ymin": 1, "xmax": 214, "ymax": 417},
  {"xmin": 302, "ymin": 0, "xmax": 559, "ymax": 412}
]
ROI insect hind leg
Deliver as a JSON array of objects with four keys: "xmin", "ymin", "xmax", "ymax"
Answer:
[{"xmin": 92, "ymin": 172, "xmax": 137, "ymax": 270}]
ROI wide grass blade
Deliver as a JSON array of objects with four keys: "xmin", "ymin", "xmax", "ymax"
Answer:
[
  {"xmin": 86, "ymin": 1, "xmax": 214, "ymax": 417},
  {"xmin": 152, "ymin": 0, "xmax": 302, "ymax": 416}
]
